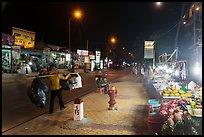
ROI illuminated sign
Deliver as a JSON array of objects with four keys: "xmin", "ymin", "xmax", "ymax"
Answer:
[
  {"xmin": 89, "ymin": 55, "xmax": 95, "ymax": 60},
  {"xmin": 95, "ymin": 50, "xmax": 101, "ymax": 63},
  {"xmin": 77, "ymin": 49, "xmax": 88, "ymax": 56},
  {"xmin": 84, "ymin": 56, "xmax": 90, "ymax": 63},
  {"xmin": 66, "ymin": 54, "xmax": 71, "ymax": 61},
  {"xmin": 12, "ymin": 27, "xmax": 35, "ymax": 48},
  {"xmin": 144, "ymin": 41, "xmax": 154, "ymax": 59}
]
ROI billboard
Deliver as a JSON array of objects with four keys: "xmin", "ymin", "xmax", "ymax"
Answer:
[
  {"xmin": 12, "ymin": 27, "xmax": 35, "ymax": 48},
  {"xmin": 144, "ymin": 41, "xmax": 154, "ymax": 59},
  {"xmin": 77, "ymin": 49, "xmax": 88, "ymax": 56},
  {"xmin": 2, "ymin": 33, "xmax": 14, "ymax": 46},
  {"xmin": 95, "ymin": 50, "xmax": 101, "ymax": 63}
]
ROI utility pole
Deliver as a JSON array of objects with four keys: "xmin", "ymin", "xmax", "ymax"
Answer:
[
  {"xmin": 193, "ymin": 7, "xmax": 197, "ymax": 63},
  {"xmin": 174, "ymin": 2, "xmax": 185, "ymax": 61}
]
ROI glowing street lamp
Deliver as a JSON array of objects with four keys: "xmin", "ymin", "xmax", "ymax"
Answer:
[
  {"xmin": 111, "ymin": 37, "xmax": 116, "ymax": 44},
  {"xmin": 74, "ymin": 10, "xmax": 82, "ymax": 19},
  {"xmin": 69, "ymin": 9, "xmax": 82, "ymax": 51},
  {"xmin": 156, "ymin": 2, "xmax": 162, "ymax": 6}
]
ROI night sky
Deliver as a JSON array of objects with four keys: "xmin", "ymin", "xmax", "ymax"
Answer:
[{"xmin": 2, "ymin": 2, "xmax": 194, "ymax": 62}]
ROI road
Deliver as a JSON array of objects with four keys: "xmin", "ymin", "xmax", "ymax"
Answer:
[{"xmin": 2, "ymin": 68, "xmax": 131, "ymax": 133}]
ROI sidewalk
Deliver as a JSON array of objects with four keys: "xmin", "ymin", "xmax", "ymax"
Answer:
[{"xmin": 3, "ymin": 73, "xmax": 151, "ymax": 135}]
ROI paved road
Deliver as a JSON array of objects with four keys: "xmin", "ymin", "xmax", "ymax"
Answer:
[
  {"xmin": 2, "ymin": 68, "xmax": 130, "ymax": 133},
  {"xmin": 2, "ymin": 68, "xmax": 152, "ymax": 135}
]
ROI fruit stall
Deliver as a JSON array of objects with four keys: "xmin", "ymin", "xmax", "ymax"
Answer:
[{"xmin": 146, "ymin": 63, "xmax": 202, "ymax": 135}]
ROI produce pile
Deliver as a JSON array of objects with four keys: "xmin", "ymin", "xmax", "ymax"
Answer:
[
  {"xmin": 162, "ymin": 87, "xmax": 192, "ymax": 97},
  {"xmin": 159, "ymin": 99, "xmax": 201, "ymax": 135}
]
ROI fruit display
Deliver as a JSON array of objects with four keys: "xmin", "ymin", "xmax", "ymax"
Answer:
[
  {"xmin": 162, "ymin": 86, "xmax": 192, "ymax": 98},
  {"xmin": 159, "ymin": 99, "xmax": 201, "ymax": 135},
  {"xmin": 197, "ymin": 90, "xmax": 202, "ymax": 98},
  {"xmin": 150, "ymin": 68, "xmax": 202, "ymax": 134}
]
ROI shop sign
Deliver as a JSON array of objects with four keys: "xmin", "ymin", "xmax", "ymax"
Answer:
[
  {"xmin": 12, "ymin": 46, "xmax": 20, "ymax": 58},
  {"xmin": 84, "ymin": 56, "xmax": 90, "ymax": 63},
  {"xmin": 66, "ymin": 53, "xmax": 71, "ymax": 61},
  {"xmin": 77, "ymin": 49, "xmax": 88, "ymax": 56},
  {"xmin": 144, "ymin": 41, "xmax": 154, "ymax": 59},
  {"xmin": 95, "ymin": 50, "xmax": 101, "ymax": 63},
  {"xmin": 2, "ymin": 33, "xmax": 14, "ymax": 46},
  {"xmin": 89, "ymin": 55, "xmax": 95, "ymax": 60},
  {"xmin": 2, "ymin": 45, "xmax": 11, "ymax": 49}
]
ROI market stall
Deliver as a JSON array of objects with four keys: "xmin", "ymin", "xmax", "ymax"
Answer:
[{"xmin": 146, "ymin": 62, "xmax": 202, "ymax": 135}]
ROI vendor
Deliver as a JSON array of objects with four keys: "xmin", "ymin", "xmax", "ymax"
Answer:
[{"xmin": 148, "ymin": 65, "xmax": 154, "ymax": 81}]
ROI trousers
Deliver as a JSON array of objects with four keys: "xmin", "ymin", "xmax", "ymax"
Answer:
[{"xmin": 49, "ymin": 89, "xmax": 65, "ymax": 113}]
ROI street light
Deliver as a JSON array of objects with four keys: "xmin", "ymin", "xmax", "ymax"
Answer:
[
  {"xmin": 107, "ymin": 36, "xmax": 117, "ymax": 63},
  {"xmin": 156, "ymin": 2, "xmax": 162, "ymax": 6},
  {"xmin": 111, "ymin": 37, "xmax": 116, "ymax": 44},
  {"xmin": 69, "ymin": 9, "xmax": 82, "ymax": 51}
]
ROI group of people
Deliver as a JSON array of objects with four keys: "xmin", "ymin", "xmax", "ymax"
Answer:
[
  {"xmin": 132, "ymin": 63, "xmax": 154, "ymax": 82},
  {"xmin": 132, "ymin": 63, "xmax": 145, "ymax": 78},
  {"xmin": 96, "ymin": 75, "xmax": 109, "ymax": 94}
]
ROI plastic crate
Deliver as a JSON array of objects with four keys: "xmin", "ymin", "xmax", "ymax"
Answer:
[
  {"xmin": 148, "ymin": 99, "xmax": 161, "ymax": 113},
  {"xmin": 148, "ymin": 99, "xmax": 159, "ymax": 105},
  {"xmin": 147, "ymin": 114, "xmax": 164, "ymax": 124}
]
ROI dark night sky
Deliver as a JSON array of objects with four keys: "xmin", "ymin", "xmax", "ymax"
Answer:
[{"xmin": 2, "ymin": 2, "xmax": 194, "ymax": 62}]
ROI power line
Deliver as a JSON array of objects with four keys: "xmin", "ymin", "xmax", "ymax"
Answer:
[
  {"xmin": 156, "ymin": 3, "xmax": 191, "ymax": 40},
  {"xmin": 157, "ymin": 22, "xmax": 179, "ymax": 38}
]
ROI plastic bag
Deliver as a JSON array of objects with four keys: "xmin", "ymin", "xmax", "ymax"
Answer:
[
  {"xmin": 27, "ymin": 77, "xmax": 49, "ymax": 107},
  {"xmin": 60, "ymin": 79, "xmax": 70, "ymax": 90}
]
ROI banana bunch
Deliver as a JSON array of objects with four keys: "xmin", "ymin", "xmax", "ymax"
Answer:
[{"xmin": 162, "ymin": 87, "xmax": 192, "ymax": 97}]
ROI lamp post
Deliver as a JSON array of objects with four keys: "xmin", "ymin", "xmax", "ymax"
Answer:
[
  {"xmin": 69, "ymin": 10, "xmax": 82, "ymax": 51},
  {"xmin": 109, "ymin": 36, "xmax": 117, "ymax": 63},
  {"xmin": 107, "ymin": 37, "xmax": 116, "ymax": 57}
]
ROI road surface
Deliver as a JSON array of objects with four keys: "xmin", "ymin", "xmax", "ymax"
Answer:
[{"xmin": 2, "ymin": 68, "xmax": 130, "ymax": 133}]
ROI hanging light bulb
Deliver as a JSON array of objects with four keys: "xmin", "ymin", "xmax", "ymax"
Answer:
[{"xmin": 194, "ymin": 62, "xmax": 201, "ymax": 75}]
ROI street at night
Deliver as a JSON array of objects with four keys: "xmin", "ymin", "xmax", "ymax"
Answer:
[
  {"xmin": 2, "ymin": 69, "xmax": 129, "ymax": 133},
  {"xmin": 2, "ymin": 2, "xmax": 202, "ymax": 135}
]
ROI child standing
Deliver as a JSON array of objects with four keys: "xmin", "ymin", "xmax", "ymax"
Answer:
[{"xmin": 96, "ymin": 77, "xmax": 103, "ymax": 94}]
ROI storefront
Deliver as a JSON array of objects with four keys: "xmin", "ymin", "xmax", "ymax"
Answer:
[
  {"xmin": 50, "ymin": 51, "xmax": 67, "ymax": 69},
  {"xmin": 2, "ymin": 33, "xmax": 20, "ymax": 72},
  {"xmin": 21, "ymin": 48, "xmax": 43, "ymax": 71}
]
